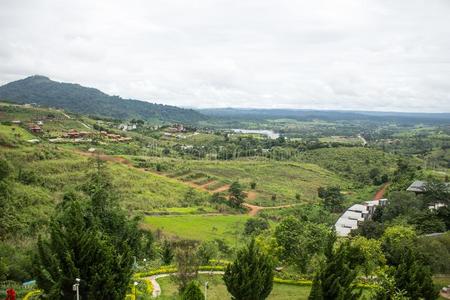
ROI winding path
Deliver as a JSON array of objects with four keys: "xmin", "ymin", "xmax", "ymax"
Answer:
[{"xmin": 145, "ymin": 271, "xmax": 225, "ymax": 297}]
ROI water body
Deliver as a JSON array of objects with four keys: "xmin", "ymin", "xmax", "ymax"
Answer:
[{"xmin": 232, "ymin": 129, "xmax": 280, "ymax": 139}]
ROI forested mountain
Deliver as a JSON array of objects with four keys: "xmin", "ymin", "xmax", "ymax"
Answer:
[
  {"xmin": 0, "ymin": 75, "xmax": 207, "ymax": 123},
  {"xmin": 199, "ymin": 108, "xmax": 450, "ymax": 124}
]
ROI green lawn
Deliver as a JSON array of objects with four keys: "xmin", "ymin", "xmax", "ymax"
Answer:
[
  {"xmin": 143, "ymin": 214, "xmax": 250, "ymax": 244},
  {"xmin": 148, "ymin": 206, "xmax": 218, "ymax": 214},
  {"xmin": 158, "ymin": 275, "xmax": 311, "ymax": 300}
]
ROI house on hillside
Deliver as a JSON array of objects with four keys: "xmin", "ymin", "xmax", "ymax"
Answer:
[
  {"xmin": 167, "ymin": 124, "xmax": 185, "ymax": 133},
  {"xmin": 28, "ymin": 124, "xmax": 42, "ymax": 133},
  {"xmin": 406, "ymin": 180, "xmax": 450, "ymax": 194},
  {"xmin": 407, "ymin": 180, "xmax": 449, "ymax": 211},
  {"xmin": 66, "ymin": 130, "xmax": 80, "ymax": 138},
  {"xmin": 406, "ymin": 180, "xmax": 427, "ymax": 194}
]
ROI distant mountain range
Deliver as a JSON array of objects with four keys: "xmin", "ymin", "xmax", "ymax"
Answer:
[
  {"xmin": 0, "ymin": 75, "xmax": 206, "ymax": 123},
  {"xmin": 198, "ymin": 108, "xmax": 450, "ymax": 124}
]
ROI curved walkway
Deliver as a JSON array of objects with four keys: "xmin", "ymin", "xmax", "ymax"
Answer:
[{"xmin": 144, "ymin": 271, "xmax": 225, "ymax": 297}]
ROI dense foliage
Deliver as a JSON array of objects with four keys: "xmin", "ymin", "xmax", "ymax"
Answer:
[
  {"xmin": 33, "ymin": 161, "xmax": 142, "ymax": 299},
  {"xmin": 223, "ymin": 240, "xmax": 274, "ymax": 300}
]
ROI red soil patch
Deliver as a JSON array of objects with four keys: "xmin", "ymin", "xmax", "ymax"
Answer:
[
  {"xmin": 198, "ymin": 180, "xmax": 217, "ymax": 188},
  {"xmin": 211, "ymin": 184, "xmax": 230, "ymax": 193},
  {"xmin": 246, "ymin": 191, "xmax": 257, "ymax": 201},
  {"xmin": 373, "ymin": 183, "xmax": 389, "ymax": 200}
]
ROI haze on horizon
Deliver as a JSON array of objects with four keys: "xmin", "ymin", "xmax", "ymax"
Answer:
[{"xmin": 1, "ymin": 0, "xmax": 450, "ymax": 113}]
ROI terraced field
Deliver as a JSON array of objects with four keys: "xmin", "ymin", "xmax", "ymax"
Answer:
[{"xmin": 130, "ymin": 156, "xmax": 353, "ymax": 206}]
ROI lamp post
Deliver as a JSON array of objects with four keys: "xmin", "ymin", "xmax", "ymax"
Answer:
[
  {"xmin": 204, "ymin": 281, "xmax": 209, "ymax": 300},
  {"xmin": 134, "ymin": 281, "xmax": 139, "ymax": 299},
  {"xmin": 72, "ymin": 278, "xmax": 80, "ymax": 300}
]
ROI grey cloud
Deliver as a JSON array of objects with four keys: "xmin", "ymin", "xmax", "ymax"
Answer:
[{"xmin": 0, "ymin": 0, "xmax": 449, "ymax": 112}]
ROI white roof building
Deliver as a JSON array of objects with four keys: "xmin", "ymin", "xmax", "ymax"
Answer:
[{"xmin": 335, "ymin": 198, "xmax": 388, "ymax": 237}]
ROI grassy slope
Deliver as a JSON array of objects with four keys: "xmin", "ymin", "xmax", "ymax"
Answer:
[
  {"xmin": 130, "ymin": 157, "xmax": 352, "ymax": 206},
  {"xmin": 0, "ymin": 124, "xmax": 35, "ymax": 140},
  {"xmin": 298, "ymin": 147, "xmax": 398, "ymax": 183}
]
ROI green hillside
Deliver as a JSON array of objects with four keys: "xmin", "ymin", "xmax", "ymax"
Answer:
[{"xmin": 0, "ymin": 75, "xmax": 207, "ymax": 123}]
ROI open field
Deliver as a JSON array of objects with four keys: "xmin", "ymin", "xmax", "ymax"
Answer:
[
  {"xmin": 143, "ymin": 214, "xmax": 250, "ymax": 244},
  {"xmin": 130, "ymin": 157, "xmax": 354, "ymax": 206}
]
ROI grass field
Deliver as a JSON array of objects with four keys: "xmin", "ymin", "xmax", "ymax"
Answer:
[
  {"xmin": 158, "ymin": 275, "xmax": 312, "ymax": 300},
  {"xmin": 130, "ymin": 157, "xmax": 354, "ymax": 206},
  {"xmin": 0, "ymin": 124, "xmax": 35, "ymax": 140},
  {"xmin": 143, "ymin": 214, "xmax": 250, "ymax": 244},
  {"xmin": 109, "ymin": 163, "xmax": 211, "ymax": 211},
  {"xmin": 318, "ymin": 136, "xmax": 362, "ymax": 144}
]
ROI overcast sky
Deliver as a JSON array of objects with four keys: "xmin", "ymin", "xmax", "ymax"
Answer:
[{"xmin": 1, "ymin": 0, "xmax": 449, "ymax": 112}]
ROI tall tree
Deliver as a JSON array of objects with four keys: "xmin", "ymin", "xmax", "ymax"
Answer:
[
  {"xmin": 423, "ymin": 179, "xmax": 449, "ymax": 206},
  {"xmin": 34, "ymin": 162, "xmax": 141, "ymax": 299},
  {"xmin": 392, "ymin": 249, "xmax": 438, "ymax": 300},
  {"xmin": 228, "ymin": 181, "xmax": 246, "ymax": 208},
  {"xmin": 34, "ymin": 199, "xmax": 133, "ymax": 299},
  {"xmin": 274, "ymin": 216, "xmax": 329, "ymax": 272},
  {"xmin": 381, "ymin": 225, "xmax": 417, "ymax": 266},
  {"xmin": 161, "ymin": 240, "xmax": 174, "ymax": 265},
  {"xmin": 223, "ymin": 239, "xmax": 273, "ymax": 300},
  {"xmin": 308, "ymin": 232, "xmax": 361, "ymax": 300},
  {"xmin": 317, "ymin": 186, "xmax": 344, "ymax": 213},
  {"xmin": 174, "ymin": 240, "xmax": 200, "ymax": 293},
  {"xmin": 0, "ymin": 157, "xmax": 17, "ymax": 240}
]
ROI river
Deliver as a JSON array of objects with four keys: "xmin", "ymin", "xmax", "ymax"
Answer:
[{"xmin": 231, "ymin": 129, "xmax": 280, "ymax": 139}]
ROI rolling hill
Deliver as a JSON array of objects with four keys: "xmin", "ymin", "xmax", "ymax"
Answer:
[{"xmin": 0, "ymin": 75, "xmax": 207, "ymax": 123}]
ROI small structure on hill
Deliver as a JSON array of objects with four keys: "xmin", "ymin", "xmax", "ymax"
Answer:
[
  {"xmin": 406, "ymin": 180, "xmax": 450, "ymax": 194},
  {"xmin": 406, "ymin": 180, "xmax": 449, "ymax": 210},
  {"xmin": 28, "ymin": 124, "xmax": 42, "ymax": 133},
  {"xmin": 167, "ymin": 124, "xmax": 185, "ymax": 133}
]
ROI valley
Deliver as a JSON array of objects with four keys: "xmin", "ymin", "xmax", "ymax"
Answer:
[{"xmin": 0, "ymin": 96, "xmax": 449, "ymax": 299}]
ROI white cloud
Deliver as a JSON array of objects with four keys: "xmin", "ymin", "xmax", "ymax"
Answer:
[{"xmin": 0, "ymin": 0, "xmax": 449, "ymax": 112}]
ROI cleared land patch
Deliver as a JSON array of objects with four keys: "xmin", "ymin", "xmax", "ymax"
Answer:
[{"xmin": 143, "ymin": 214, "xmax": 250, "ymax": 244}]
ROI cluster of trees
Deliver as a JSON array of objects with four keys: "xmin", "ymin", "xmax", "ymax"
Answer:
[
  {"xmin": 317, "ymin": 186, "xmax": 344, "ymax": 213},
  {"xmin": 34, "ymin": 160, "xmax": 149, "ymax": 299}
]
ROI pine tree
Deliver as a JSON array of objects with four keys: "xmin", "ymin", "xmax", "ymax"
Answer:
[
  {"xmin": 181, "ymin": 281, "xmax": 205, "ymax": 300},
  {"xmin": 34, "ymin": 199, "xmax": 133, "ymax": 299},
  {"xmin": 228, "ymin": 181, "xmax": 246, "ymax": 208},
  {"xmin": 161, "ymin": 240, "xmax": 174, "ymax": 265},
  {"xmin": 223, "ymin": 239, "xmax": 273, "ymax": 300},
  {"xmin": 308, "ymin": 232, "xmax": 361, "ymax": 300},
  {"xmin": 393, "ymin": 249, "xmax": 438, "ymax": 300},
  {"xmin": 34, "ymin": 162, "xmax": 141, "ymax": 299},
  {"xmin": 174, "ymin": 240, "xmax": 200, "ymax": 293},
  {"xmin": 308, "ymin": 273, "xmax": 323, "ymax": 300}
]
